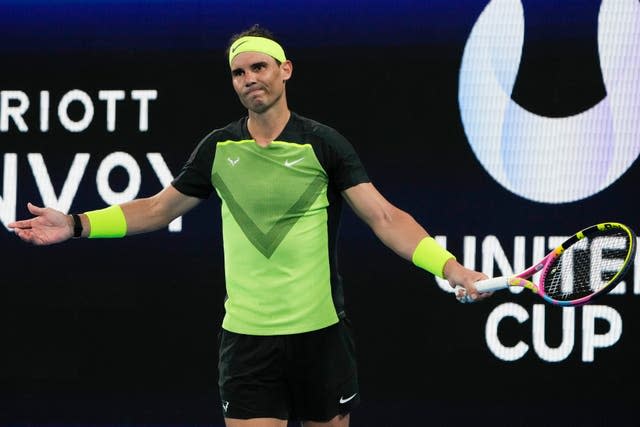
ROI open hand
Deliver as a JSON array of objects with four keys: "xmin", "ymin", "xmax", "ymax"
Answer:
[{"xmin": 8, "ymin": 203, "xmax": 74, "ymax": 245}]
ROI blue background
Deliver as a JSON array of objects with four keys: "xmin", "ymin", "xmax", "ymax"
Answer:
[{"xmin": 0, "ymin": 0, "xmax": 480, "ymax": 52}]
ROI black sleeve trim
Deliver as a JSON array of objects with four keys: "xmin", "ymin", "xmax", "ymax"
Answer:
[
  {"xmin": 171, "ymin": 131, "xmax": 218, "ymax": 199},
  {"xmin": 307, "ymin": 120, "xmax": 370, "ymax": 191}
]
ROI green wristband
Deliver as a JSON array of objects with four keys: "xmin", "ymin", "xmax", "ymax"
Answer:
[
  {"xmin": 85, "ymin": 205, "xmax": 127, "ymax": 238},
  {"xmin": 412, "ymin": 236, "xmax": 456, "ymax": 278}
]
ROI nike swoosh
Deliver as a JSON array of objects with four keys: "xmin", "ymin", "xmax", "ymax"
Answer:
[
  {"xmin": 284, "ymin": 157, "xmax": 304, "ymax": 168},
  {"xmin": 339, "ymin": 393, "xmax": 357, "ymax": 404},
  {"xmin": 231, "ymin": 40, "xmax": 249, "ymax": 54}
]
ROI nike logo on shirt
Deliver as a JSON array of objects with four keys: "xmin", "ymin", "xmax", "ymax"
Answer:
[{"xmin": 284, "ymin": 157, "xmax": 304, "ymax": 168}]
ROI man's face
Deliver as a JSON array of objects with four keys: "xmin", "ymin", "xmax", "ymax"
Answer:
[{"xmin": 230, "ymin": 51, "xmax": 292, "ymax": 114}]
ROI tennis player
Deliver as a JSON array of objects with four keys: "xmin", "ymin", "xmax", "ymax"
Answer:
[{"xmin": 9, "ymin": 24, "xmax": 489, "ymax": 427}]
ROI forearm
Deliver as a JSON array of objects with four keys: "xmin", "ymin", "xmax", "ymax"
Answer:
[
  {"xmin": 368, "ymin": 207, "xmax": 428, "ymax": 260},
  {"xmin": 369, "ymin": 207, "xmax": 456, "ymax": 278},
  {"xmin": 73, "ymin": 186, "xmax": 200, "ymax": 238},
  {"xmin": 120, "ymin": 196, "xmax": 177, "ymax": 234},
  {"xmin": 343, "ymin": 182, "xmax": 454, "ymax": 277},
  {"xmin": 72, "ymin": 197, "xmax": 170, "ymax": 238}
]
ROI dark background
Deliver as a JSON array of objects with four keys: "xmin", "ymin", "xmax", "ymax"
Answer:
[{"xmin": 1, "ymin": 1, "xmax": 638, "ymax": 425}]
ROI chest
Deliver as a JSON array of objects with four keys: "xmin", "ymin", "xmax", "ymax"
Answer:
[{"xmin": 211, "ymin": 141, "xmax": 328, "ymax": 216}]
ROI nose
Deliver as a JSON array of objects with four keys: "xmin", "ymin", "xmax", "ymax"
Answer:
[{"xmin": 243, "ymin": 70, "xmax": 258, "ymax": 87}]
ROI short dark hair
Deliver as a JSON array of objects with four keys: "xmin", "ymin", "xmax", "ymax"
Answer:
[{"xmin": 226, "ymin": 24, "xmax": 282, "ymax": 62}]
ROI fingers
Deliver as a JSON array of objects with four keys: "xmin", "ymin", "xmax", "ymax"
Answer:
[
  {"xmin": 8, "ymin": 202, "xmax": 43, "ymax": 229},
  {"xmin": 455, "ymin": 285, "xmax": 478, "ymax": 303},
  {"xmin": 474, "ymin": 289, "xmax": 493, "ymax": 301},
  {"xmin": 454, "ymin": 281, "xmax": 493, "ymax": 304},
  {"xmin": 16, "ymin": 226, "xmax": 53, "ymax": 245},
  {"xmin": 13, "ymin": 228, "xmax": 39, "ymax": 245},
  {"xmin": 454, "ymin": 285, "xmax": 471, "ymax": 303},
  {"xmin": 8, "ymin": 213, "xmax": 38, "ymax": 229},
  {"xmin": 27, "ymin": 202, "xmax": 45, "ymax": 215},
  {"xmin": 467, "ymin": 273, "xmax": 491, "ymax": 301},
  {"xmin": 7, "ymin": 219, "xmax": 32, "ymax": 230},
  {"xmin": 456, "ymin": 289, "xmax": 485, "ymax": 303},
  {"xmin": 9, "ymin": 203, "xmax": 72, "ymax": 245}
]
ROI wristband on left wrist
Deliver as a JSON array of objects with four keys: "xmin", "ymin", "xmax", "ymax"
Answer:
[{"xmin": 411, "ymin": 236, "xmax": 456, "ymax": 279}]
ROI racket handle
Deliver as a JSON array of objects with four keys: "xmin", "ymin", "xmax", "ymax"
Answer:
[
  {"xmin": 454, "ymin": 277, "xmax": 511, "ymax": 304},
  {"xmin": 474, "ymin": 277, "xmax": 510, "ymax": 292}
]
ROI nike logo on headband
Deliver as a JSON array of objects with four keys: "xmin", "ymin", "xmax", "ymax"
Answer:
[{"xmin": 231, "ymin": 40, "xmax": 249, "ymax": 54}]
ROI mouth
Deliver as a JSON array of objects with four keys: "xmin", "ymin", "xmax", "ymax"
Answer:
[{"xmin": 245, "ymin": 86, "xmax": 265, "ymax": 96}]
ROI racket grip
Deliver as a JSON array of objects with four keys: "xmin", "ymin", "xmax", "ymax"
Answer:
[
  {"xmin": 474, "ymin": 277, "xmax": 510, "ymax": 292},
  {"xmin": 454, "ymin": 277, "xmax": 511, "ymax": 304}
]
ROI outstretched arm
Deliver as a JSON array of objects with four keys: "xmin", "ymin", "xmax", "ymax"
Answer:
[
  {"xmin": 342, "ymin": 182, "xmax": 489, "ymax": 301},
  {"xmin": 9, "ymin": 185, "xmax": 201, "ymax": 246}
]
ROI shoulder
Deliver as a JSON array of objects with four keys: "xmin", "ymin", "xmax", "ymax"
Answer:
[
  {"xmin": 291, "ymin": 113, "xmax": 345, "ymax": 141},
  {"xmin": 287, "ymin": 113, "xmax": 368, "ymax": 189},
  {"xmin": 289, "ymin": 113, "xmax": 354, "ymax": 156},
  {"xmin": 200, "ymin": 117, "xmax": 247, "ymax": 146}
]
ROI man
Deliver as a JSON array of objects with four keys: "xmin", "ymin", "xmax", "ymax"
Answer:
[{"xmin": 9, "ymin": 25, "xmax": 489, "ymax": 427}]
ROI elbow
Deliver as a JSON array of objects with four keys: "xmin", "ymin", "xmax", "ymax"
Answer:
[
  {"xmin": 369, "ymin": 205, "xmax": 409, "ymax": 231},
  {"xmin": 145, "ymin": 195, "xmax": 173, "ymax": 229}
]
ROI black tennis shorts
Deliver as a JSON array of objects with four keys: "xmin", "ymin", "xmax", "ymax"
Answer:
[{"xmin": 218, "ymin": 318, "xmax": 360, "ymax": 421}]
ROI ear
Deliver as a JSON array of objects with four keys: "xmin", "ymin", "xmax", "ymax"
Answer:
[{"xmin": 281, "ymin": 60, "xmax": 293, "ymax": 81}]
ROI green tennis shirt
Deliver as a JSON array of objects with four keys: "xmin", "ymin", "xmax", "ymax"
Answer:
[{"xmin": 172, "ymin": 113, "xmax": 369, "ymax": 335}]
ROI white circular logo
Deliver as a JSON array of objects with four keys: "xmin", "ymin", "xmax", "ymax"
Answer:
[{"xmin": 458, "ymin": 0, "xmax": 640, "ymax": 203}]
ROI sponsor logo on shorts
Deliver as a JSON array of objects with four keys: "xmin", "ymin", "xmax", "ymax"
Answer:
[{"xmin": 339, "ymin": 393, "xmax": 357, "ymax": 404}]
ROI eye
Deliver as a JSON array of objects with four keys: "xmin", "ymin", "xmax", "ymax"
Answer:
[
  {"xmin": 252, "ymin": 63, "xmax": 266, "ymax": 72},
  {"xmin": 232, "ymin": 69, "xmax": 244, "ymax": 77}
]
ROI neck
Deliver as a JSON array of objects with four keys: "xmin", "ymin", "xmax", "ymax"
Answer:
[{"xmin": 247, "ymin": 100, "xmax": 290, "ymax": 147}]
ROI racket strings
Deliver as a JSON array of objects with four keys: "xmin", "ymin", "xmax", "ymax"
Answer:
[{"xmin": 543, "ymin": 228, "xmax": 632, "ymax": 301}]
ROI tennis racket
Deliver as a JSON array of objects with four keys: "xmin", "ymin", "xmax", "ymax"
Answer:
[{"xmin": 456, "ymin": 222, "xmax": 636, "ymax": 306}]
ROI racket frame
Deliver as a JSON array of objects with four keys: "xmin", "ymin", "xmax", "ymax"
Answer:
[{"xmin": 471, "ymin": 222, "xmax": 636, "ymax": 306}]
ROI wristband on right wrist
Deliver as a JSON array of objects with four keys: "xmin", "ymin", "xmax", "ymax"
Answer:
[
  {"xmin": 411, "ymin": 236, "xmax": 456, "ymax": 279},
  {"xmin": 84, "ymin": 205, "xmax": 127, "ymax": 238}
]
